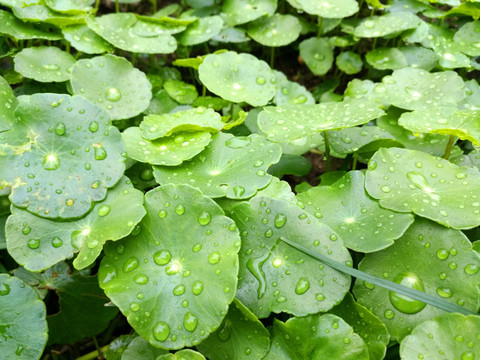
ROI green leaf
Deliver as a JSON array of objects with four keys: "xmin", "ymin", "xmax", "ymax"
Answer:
[
  {"xmin": 70, "ymin": 54, "xmax": 152, "ymax": 120},
  {"xmin": 450, "ymin": 149, "xmax": 480, "ymax": 171},
  {"xmin": 158, "ymin": 349, "xmax": 206, "ymax": 360},
  {"xmin": 353, "ymin": 218, "xmax": 480, "ymax": 341},
  {"xmin": 264, "ymin": 314, "xmax": 369, "ymax": 359},
  {"xmin": 0, "ymin": 274, "xmax": 47, "ymax": 360},
  {"xmin": 398, "ymin": 46, "xmax": 439, "ymax": 71},
  {"xmin": 461, "ymin": 79, "xmax": 480, "ymax": 111},
  {"xmin": 45, "ymin": 0, "xmax": 93, "ymax": 13},
  {"xmin": 104, "ymin": 334, "xmax": 136, "ymax": 360},
  {"xmin": 121, "ymin": 335, "xmax": 168, "ymax": 360},
  {"xmin": 286, "ymin": 0, "xmax": 359, "ymax": 18},
  {"xmin": 257, "ymin": 99, "xmax": 385, "ymax": 143},
  {"xmin": 268, "ymin": 153, "xmax": 312, "ymax": 177},
  {"xmin": 146, "ymin": 89, "xmax": 178, "ymax": 115},
  {"xmin": 198, "ymin": 51, "xmax": 276, "ymax": 107},
  {"xmin": 42, "ymin": 263, "xmax": 118, "ymax": 344},
  {"xmin": 197, "ymin": 298, "xmax": 270, "ymax": 360},
  {"xmin": 179, "ymin": 16, "xmax": 223, "ymax": 46},
  {"xmin": 163, "ymin": 80, "xmax": 198, "ymax": 105},
  {"xmin": 153, "ymin": 133, "xmax": 282, "ymax": 199},
  {"xmin": 62, "ymin": 24, "xmax": 114, "ymax": 54},
  {"xmin": 336, "ymin": 51, "xmax": 363, "ymax": 75},
  {"xmin": 299, "ymin": 37, "xmax": 334, "ymax": 76},
  {"xmin": 0, "ymin": 93, "xmax": 125, "ymax": 219},
  {"xmin": 329, "ymin": 293, "xmax": 390, "ymax": 360},
  {"xmin": 400, "ymin": 313, "xmax": 480, "ymax": 360},
  {"xmin": 221, "ymin": 0, "xmax": 277, "ymax": 26},
  {"xmin": 122, "ymin": 127, "xmax": 212, "ymax": 166},
  {"xmin": 298, "ymin": 171, "xmax": 414, "ymax": 252},
  {"xmin": 86, "ymin": 13, "xmax": 177, "ymax": 54},
  {"xmin": 383, "ymin": 67, "xmax": 465, "ymax": 111},
  {"xmin": 273, "ymin": 70, "xmax": 314, "ymax": 106},
  {"xmin": 98, "ymin": 184, "xmax": 240, "ymax": 349},
  {"xmin": 140, "ymin": 107, "xmax": 223, "ymax": 140},
  {"xmin": 0, "ymin": 75, "xmax": 17, "ymax": 133},
  {"xmin": 247, "ymin": 14, "xmax": 302, "ymax": 47},
  {"xmin": 0, "ymin": 9, "xmax": 62, "ymax": 40},
  {"xmin": 13, "ymin": 5, "xmax": 85, "ymax": 26},
  {"xmin": 354, "ymin": 12, "xmax": 422, "ymax": 38},
  {"xmin": 14, "ymin": 46, "xmax": 75, "ymax": 83},
  {"xmin": 366, "ymin": 147, "xmax": 480, "ymax": 229},
  {"xmin": 328, "ymin": 125, "xmax": 394, "ymax": 155},
  {"xmin": 366, "ymin": 47, "xmax": 409, "ymax": 70},
  {"xmin": 229, "ymin": 196, "xmax": 351, "ymax": 317},
  {"xmin": 6, "ymin": 176, "xmax": 145, "ymax": 271},
  {"xmin": 399, "ymin": 107, "xmax": 480, "ymax": 145}
]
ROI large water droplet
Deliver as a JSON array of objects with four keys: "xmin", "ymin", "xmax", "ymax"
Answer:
[
  {"xmin": 94, "ymin": 144, "xmax": 107, "ymax": 160},
  {"xmin": 153, "ymin": 321, "xmax": 170, "ymax": 342},
  {"xmin": 43, "ymin": 154, "xmax": 60, "ymax": 170},
  {"xmin": 208, "ymin": 251, "xmax": 221, "ymax": 265},
  {"xmin": 436, "ymin": 287, "xmax": 453, "ymax": 298},
  {"xmin": 295, "ymin": 278, "xmax": 310, "ymax": 295},
  {"xmin": 274, "ymin": 213, "xmax": 287, "ymax": 228},
  {"xmin": 217, "ymin": 321, "xmax": 232, "ymax": 341},
  {"xmin": 192, "ymin": 280, "xmax": 203, "ymax": 295},
  {"xmin": 225, "ymin": 136, "xmax": 251, "ymax": 149},
  {"xmin": 89, "ymin": 121, "xmax": 99, "ymax": 133},
  {"xmin": 0, "ymin": 282, "xmax": 10, "ymax": 296},
  {"xmin": 97, "ymin": 205, "xmax": 111, "ymax": 217},
  {"xmin": 233, "ymin": 186, "xmax": 245, "ymax": 197},
  {"xmin": 183, "ymin": 312, "xmax": 198, "ymax": 332},
  {"xmin": 198, "ymin": 211, "xmax": 211, "ymax": 225},
  {"xmin": 51, "ymin": 237, "xmax": 63, "ymax": 248},
  {"xmin": 388, "ymin": 272, "xmax": 426, "ymax": 314},
  {"xmin": 175, "ymin": 204, "xmax": 185, "ymax": 215},
  {"xmin": 55, "ymin": 122, "xmax": 66, "ymax": 136},
  {"xmin": 105, "ymin": 87, "xmax": 122, "ymax": 102},
  {"xmin": 464, "ymin": 264, "xmax": 479, "ymax": 275},
  {"xmin": 134, "ymin": 274, "xmax": 149, "ymax": 285},
  {"xmin": 98, "ymin": 262, "xmax": 118, "ymax": 284},
  {"xmin": 123, "ymin": 256, "xmax": 139, "ymax": 273},
  {"xmin": 173, "ymin": 284, "xmax": 185, "ymax": 296},
  {"xmin": 27, "ymin": 238, "xmax": 40, "ymax": 249}
]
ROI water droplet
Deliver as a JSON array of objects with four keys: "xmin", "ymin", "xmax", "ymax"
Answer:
[
  {"xmin": 153, "ymin": 321, "xmax": 170, "ymax": 342},
  {"xmin": 225, "ymin": 136, "xmax": 251, "ymax": 149},
  {"xmin": 55, "ymin": 122, "xmax": 66, "ymax": 136},
  {"xmin": 44, "ymin": 64, "xmax": 60, "ymax": 71},
  {"xmin": 158, "ymin": 210, "xmax": 167, "ymax": 218},
  {"xmin": 192, "ymin": 280, "xmax": 203, "ymax": 295},
  {"xmin": 89, "ymin": 121, "xmax": 99, "ymax": 133},
  {"xmin": 208, "ymin": 251, "xmax": 221, "ymax": 264},
  {"xmin": 436, "ymin": 287, "xmax": 453, "ymax": 298},
  {"xmin": 173, "ymin": 284, "xmax": 185, "ymax": 296},
  {"xmin": 256, "ymin": 76, "xmax": 266, "ymax": 85},
  {"xmin": 436, "ymin": 249, "xmax": 449, "ymax": 260},
  {"xmin": 51, "ymin": 237, "xmax": 63, "ymax": 248},
  {"xmin": 384, "ymin": 309, "xmax": 395, "ymax": 319},
  {"xmin": 123, "ymin": 257, "xmax": 139, "ymax": 273},
  {"xmin": 0, "ymin": 282, "xmax": 10, "ymax": 296},
  {"xmin": 183, "ymin": 312, "xmax": 198, "ymax": 332},
  {"xmin": 274, "ymin": 214, "xmax": 287, "ymax": 228},
  {"xmin": 105, "ymin": 87, "xmax": 122, "ymax": 102},
  {"xmin": 217, "ymin": 321, "xmax": 232, "ymax": 341},
  {"xmin": 381, "ymin": 185, "xmax": 391, "ymax": 193},
  {"xmin": 464, "ymin": 264, "xmax": 479, "ymax": 275},
  {"xmin": 233, "ymin": 186, "xmax": 245, "ymax": 197},
  {"xmin": 462, "ymin": 351, "xmax": 475, "ymax": 360},
  {"xmin": 134, "ymin": 274, "xmax": 149, "ymax": 285},
  {"xmin": 22, "ymin": 226, "xmax": 31, "ymax": 235},
  {"xmin": 97, "ymin": 205, "xmax": 111, "ymax": 217},
  {"xmin": 27, "ymin": 238, "xmax": 40, "ymax": 249},
  {"xmin": 94, "ymin": 144, "xmax": 107, "ymax": 160},
  {"xmin": 175, "ymin": 204, "xmax": 185, "ymax": 215},
  {"xmin": 247, "ymin": 251, "xmax": 272, "ymax": 299},
  {"xmin": 165, "ymin": 262, "xmax": 181, "ymax": 275},
  {"xmin": 388, "ymin": 272, "xmax": 426, "ymax": 314},
  {"xmin": 43, "ymin": 153, "xmax": 60, "ymax": 170},
  {"xmin": 315, "ymin": 293, "xmax": 325, "ymax": 301},
  {"xmin": 129, "ymin": 302, "xmax": 139, "ymax": 312},
  {"xmin": 153, "ymin": 250, "xmax": 171, "ymax": 266},
  {"xmin": 295, "ymin": 278, "xmax": 310, "ymax": 295},
  {"xmin": 198, "ymin": 211, "xmax": 211, "ymax": 225},
  {"xmin": 98, "ymin": 262, "xmax": 117, "ymax": 284}
]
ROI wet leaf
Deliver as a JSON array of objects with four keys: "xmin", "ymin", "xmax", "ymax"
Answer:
[
  {"xmin": 273, "ymin": 70, "xmax": 314, "ymax": 106},
  {"xmin": 163, "ymin": 80, "xmax": 198, "ymax": 105},
  {"xmin": 179, "ymin": 15, "xmax": 223, "ymax": 46},
  {"xmin": 0, "ymin": 75, "xmax": 17, "ymax": 132},
  {"xmin": 286, "ymin": 0, "xmax": 359, "ymax": 18},
  {"xmin": 354, "ymin": 12, "xmax": 422, "ymax": 38},
  {"xmin": 62, "ymin": 24, "xmax": 114, "ymax": 54},
  {"xmin": 221, "ymin": 0, "xmax": 277, "ymax": 26},
  {"xmin": 328, "ymin": 125, "xmax": 394, "ymax": 155},
  {"xmin": 0, "ymin": 9, "xmax": 62, "ymax": 40},
  {"xmin": 299, "ymin": 37, "xmax": 334, "ymax": 76},
  {"xmin": 247, "ymin": 14, "xmax": 301, "ymax": 47},
  {"xmin": 336, "ymin": 51, "xmax": 363, "ymax": 75}
]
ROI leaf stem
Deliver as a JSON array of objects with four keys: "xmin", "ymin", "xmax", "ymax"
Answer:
[
  {"xmin": 323, "ymin": 130, "xmax": 331, "ymax": 172},
  {"xmin": 76, "ymin": 346, "xmax": 109, "ymax": 360},
  {"xmin": 115, "ymin": 0, "xmax": 119, "ymax": 13},
  {"xmin": 270, "ymin": 47, "xmax": 275, "ymax": 69},
  {"xmin": 352, "ymin": 153, "xmax": 358, "ymax": 170},
  {"xmin": 443, "ymin": 134, "xmax": 456, "ymax": 160}
]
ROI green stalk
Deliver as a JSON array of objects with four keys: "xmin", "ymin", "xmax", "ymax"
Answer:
[
  {"xmin": 443, "ymin": 134, "xmax": 456, "ymax": 160},
  {"xmin": 76, "ymin": 346, "xmax": 109, "ymax": 360},
  {"xmin": 115, "ymin": 0, "xmax": 119, "ymax": 13},
  {"xmin": 352, "ymin": 153, "xmax": 358, "ymax": 171},
  {"xmin": 323, "ymin": 130, "xmax": 331, "ymax": 172},
  {"xmin": 280, "ymin": 237, "xmax": 475, "ymax": 315},
  {"xmin": 270, "ymin": 47, "xmax": 275, "ymax": 69}
]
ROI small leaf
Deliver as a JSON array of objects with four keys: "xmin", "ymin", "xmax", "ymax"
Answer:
[
  {"xmin": 121, "ymin": 335, "xmax": 168, "ymax": 360},
  {"xmin": 62, "ymin": 24, "xmax": 114, "ymax": 54},
  {"xmin": 299, "ymin": 37, "xmax": 334, "ymax": 76},
  {"xmin": 153, "ymin": 133, "xmax": 282, "ymax": 199},
  {"xmin": 365, "ymin": 147, "xmax": 480, "ymax": 229},
  {"xmin": 163, "ymin": 79, "xmax": 198, "ymax": 105},
  {"xmin": 298, "ymin": 171, "xmax": 414, "ymax": 252},
  {"xmin": 336, "ymin": 51, "xmax": 363, "ymax": 75},
  {"xmin": 230, "ymin": 196, "xmax": 351, "ymax": 318},
  {"xmin": 0, "ymin": 9, "xmax": 63, "ymax": 40},
  {"xmin": 221, "ymin": 0, "xmax": 277, "ymax": 26},
  {"xmin": 366, "ymin": 48, "xmax": 408, "ymax": 70},
  {"xmin": 14, "ymin": 46, "xmax": 75, "ymax": 83},
  {"xmin": 0, "ymin": 274, "xmax": 47, "ymax": 360},
  {"xmin": 197, "ymin": 298, "xmax": 270, "ymax": 360},
  {"xmin": 286, "ymin": 0, "xmax": 359, "ymax": 18},
  {"xmin": 198, "ymin": 51, "xmax": 276, "ymax": 107},
  {"xmin": 104, "ymin": 334, "xmax": 136, "ymax": 360},
  {"xmin": 70, "ymin": 54, "xmax": 152, "ymax": 120},
  {"xmin": 0, "ymin": 75, "xmax": 17, "ymax": 132},
  {"xmin": 264, "ymin": 314, "xmax": 369, "ymax": 359},
  {"xmin": 273, "ymin": 70, "xmax": 314, "ymax": 106},
  {"xmin": 328, "ymin": 125, "xmax": 394, "ymax": 155},
  {"xmin": 179, "ymin": 15, "xmax": 223, "ymax": 46},
  {"xmin": 354, "ymin": 12, "xmax": 422, "ymax": 38},
  {"xmin": 353, "ymin": 218, "xmax": 480, "ymax": 341},
  {"xmin": 247, "ymin": 14, "xmax": 301, "ymax": 47},
  {"xmin": 400, "ymin": 313, "xmax": 480, "ymax": 360},
  {"xmin": 98, "ymin": 184, "xmax": 240, "ymax": 349},
  {"xmin": 13, "ymin": 5, "xmax": 85, "ymax": 26}
]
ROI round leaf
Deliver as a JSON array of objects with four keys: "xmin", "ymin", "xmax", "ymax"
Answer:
[
  {"xmin": 336, "ymin": 51, "xmax": 363, "ymax": 75},
  {"xmin": 0, "ymin": 274, "xmax": 47, "ymax": 360},
  {"xmin": 365, "ymin": 147, "xmax": 480, "ymax": 229},
  {"xmin": 247, "ymin": 14, "xmax": 301, "ymax": 47},
  {"xmin": 14, "ymin": 46, "xmax": 75, "ymax": 83},
  {"xmin": 353, "ymin": 218, "xmax": 480, "ymax": 341},
  {"xmin": 299, "ymin": 37, "xmax": 334, "ymax": 76},
  {"xmin": 45, "ymin": 0, "xmax": 93, "ymax": 13},
  {"xmin": 400, "ymin": 313, "xmax": 480, "ymax": 360},
  {"xmin": 104, "ymin": 334, "xmax": 136, "ymax": 360},
  {"xmin": 179, "ymin": 16, "xmax": 223, "ymax": 46},
  {"xmin": 0, "ymin": 9, "xmax": 62, "ymax": 40},
  {"xmin": 221, "ymin": 0, "xmax": 277, "ymax": 26},
  {"xmin": 153, "ymin": 133, "xmax": 282, "ymax": 199},
  {"xmin": 197, "ymin": 298, "xmax": 270, "ymax": 360},
  {"xmin": 0, "ymin": 75, "xmax": 17, "ymax": 132},
  {"xmin": 298, "ymin": 171, "xmax": 414, "ymax": 252},
  {"xmin": 140, "ymin": 107, "xmax": 223, "ymax": 140},
  {"xmin": 163, "ymin": 80, "xmax": 198, "ymax": 105},
  {"xmin": 286, "ymin": 0, "xmax": 359, "ymax": 18},
  {"xmin": 265, "ymin": 314, "xmax": 369, "ymax": 359},
  {"xmin": 328, "ymin": 125, "xmax": 395, "ymax": 155},
  {"xmin": 13, "ymin": 5, "xmax": 85, "ymax": 26},
  {"xmin": 6, "ymin": 176, "xmax": 146, "ymax": 271},
  {"xmin": 198, "ymin": 51, "xmax": 276, "ymax": 107},
  {"xmin": 366, "ymin": 48, "xmax": 408, "ymax": 70},
  {"xmin": 354, "ymin": 12, "xmax": 422, "ymax": 38},
  {"xmin": 398, "ymin": 46, "xmax": 439, "ymax": 71},
  {"xmin": 98, "ymin": 184, "xmax": 240, "ymax": 349},
  {"xmin": 122, "ymin": 335, "xmax": 168, "ymax": 360},
  {"xmin": 158, "ymin": 350, "xmax": 206, "ymax": 360},
  {"xmin": 86, "ymin": 13, "xmax": 177, "ymax": 54},
  {"xmin": 229, "ymin": 196, "xmax": 351, "ymax": 318},
  {"xmin": 62, "ymin": 24, "xmax": 114, "ymax": 54},
  {"xmin": 382, "ymin": 67, "xmax": 465, "ymax": 111},
  {"xmin": 399, "ymin": 107, "xmax": 480, "ymax": 146},
  {"xmin": 71, "ymin": 54, "xmax": 152, "ymax": 120},
  {"xmin": 122, "ymin": 127, "xmax": 212, "ymax": 166},
  {"xmin": 273, "ymin": 70, "xmax": 314, "ymax": 106},
  {"xmin": 1, "ymin": 93, "xmax": 125, "ymax": 219},
  {"xmin": 454, "ymin": 21, "xmax": 480, "ymax": 56},
  {"xmin": 257, "ymin": 99, "xmax": 385, "ymax": 143}
]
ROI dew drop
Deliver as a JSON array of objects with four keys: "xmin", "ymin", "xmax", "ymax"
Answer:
[
  {"xmin": 154, "ymin": 250, "xmax": 172, "ymax": 266},
  {"xmin": 43, "ymin": 154, "xmax": 60, "ymax": 171},
  {"xmin": 123, "ymin": 256, "xmax": 139, "ymax": 273},
  {"xmin": 89, "ymin": 121, "xmax": 99, "ymax": 133},
  {"xmin": 55, "ymin": 122, "xmax": 66, "ymax": 136},
  {"xmin": 208, "ymin": 251, "xmax": 221, "ymax": 264},
  {"xmin": 384, "ymin": 309, "xmax": 395, "ymax": 319},
  {"xmin": 153, "ymin": 321, "xmax": 170, "ymax": 342},
  {"xmin": 173, "ymin": 284, "xmax": 185, "ymax": 296},
  {"xmin": 0, "ymin": 283, "xmax": 10, "ymax": 296},
  {"xmin": 175, "ymin": 204, "xmax": 185, "ymax": 215},
  {"xmin": 105, "ymin": 87, "xmax": 122, "ymax": 102},
  {"xmin": 388, "ymin": 272, "xmax": 426, "ymax": 314},
  {"xmin": 192, "ymin": 280, "xmax": 204, "ymax": 295},
  {"xmin": 436, "ymin": 287, "xmax": 453, "ymax": 298},
  {"xmin": 295, "ymin": 278, "xmax": 310, "ymax": 295},
  {"xmin": 27, "ymin": 238, "xmax": 40, "ymax": 249},
  {"xmin": 51, "ymin": 237, "xmax": 63, "ymax": 248},
  {"xmin": 94, "ymin": 144, "xmax": 107, "ymax": 160},
  {"xmin": 233, "ymin": 186, "xmax": 246, "ymax": 197},
  {"xmin": 274, "ymin": 213, "xmax": 287, "ymax": 228},
  {"xmin": 97, "ymin": 205, "xmax": 111, "ymax": 217},
  {"xmin": 198, "ymin": 211, "xmax": 211, "ymax": 225},
  {"xmin": 134, "ymin": 274, "xmax": 149, "ymax": 285},
  {"xmin": 464, "ymin": 264, "xmax": 479, "ymax": 275},
  {"xmin": 183, "ymin": 312, "xmax": 198, "ymax": 332}
]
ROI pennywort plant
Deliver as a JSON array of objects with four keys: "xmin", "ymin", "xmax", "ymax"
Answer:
[{"xmin": 0, "ymin": 0, "xmax": 479, "ymax": 359}]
